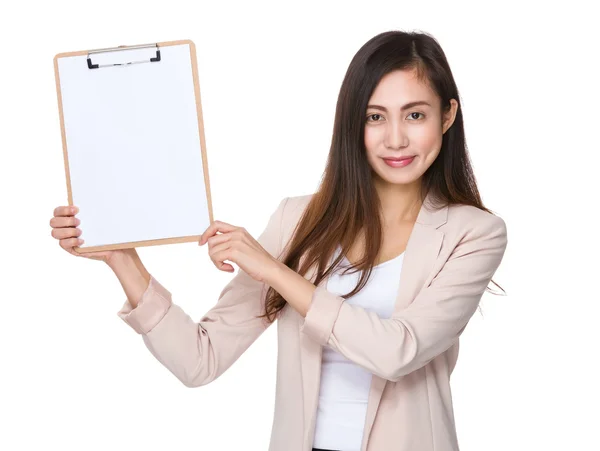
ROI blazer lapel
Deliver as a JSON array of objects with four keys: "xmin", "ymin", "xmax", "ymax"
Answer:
[
  {"xmin": 298, "ymin": 192, "xmax": 448, "ymax": 451},
  {"xmin": 299, "ymin": 260, "xmax": 327, "ymax": 450},
  {"xmin": 360, "ymin": 196, "xmax": 447, "ymax": 450}
]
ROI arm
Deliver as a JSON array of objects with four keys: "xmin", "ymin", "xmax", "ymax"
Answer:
[
  {"xmin": 114, "ymin": 197, "xmax": 289, "ymax": 387},
  {"xmin": 270, "ymin": 215, "xmax": 507, "ymax": 382}
]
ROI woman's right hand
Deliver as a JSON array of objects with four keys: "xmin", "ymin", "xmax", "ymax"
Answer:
[{"xmin": 50, "ymin": 205, "xmax": 135, "ymax": 265}]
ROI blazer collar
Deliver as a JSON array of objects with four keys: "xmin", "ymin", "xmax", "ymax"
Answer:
[{"xmin": 415, "ymin": 190, "xmax": 448, "ymax": 228}]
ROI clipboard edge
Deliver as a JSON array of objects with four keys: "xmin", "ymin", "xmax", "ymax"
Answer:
[
  {"xmin": 186, "ymin": 39, "xmax": 215, "ymax": 226},
  {"xmin": 73, "ymin": 234, "xmax": 204, "ymax": 253},
  {"xmin": 53, "ymin": 39, "xmax": 196, "ymax": 60}
]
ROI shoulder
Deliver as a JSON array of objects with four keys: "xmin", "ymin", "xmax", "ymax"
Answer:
[
  {"xmin": 284, "ymin": 193, "xmax": 315, "ymax": 220},
  {"xmin": 448, "ymin": 203, "xmax": 506, "ymax": 229},
  {"xmin": 273, "ymin": 193, "xmax": 315, "ymax": 245},
  {"xmin": 267, "ymin": 194, "xmax": 313, "ymax": 226},
  {"xmin": 445, "ymin": 203, "xmax": 507, "ymax": 246},
  {"xmin": 283, "ymin": 193, "xmax": 314, "ymax": 215}
]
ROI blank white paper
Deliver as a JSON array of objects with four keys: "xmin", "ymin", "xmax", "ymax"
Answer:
[{"xmin": 56, "ymin": 43, "xmax": 209, "ymax": 249}]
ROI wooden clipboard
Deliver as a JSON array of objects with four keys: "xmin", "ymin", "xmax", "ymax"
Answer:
[{"xmin": 53, "ymin": 39, "xmax": 213, "ymax": 253}]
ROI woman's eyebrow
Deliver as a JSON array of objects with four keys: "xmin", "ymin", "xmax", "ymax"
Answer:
[{"xmin": 367, "ymin": 101, "xmax": 432, "ymax": 111}]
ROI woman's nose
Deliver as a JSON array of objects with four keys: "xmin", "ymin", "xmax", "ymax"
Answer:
[{"xmin": 384, "ymin": 122, "xmax": 408, "ymax": 149}]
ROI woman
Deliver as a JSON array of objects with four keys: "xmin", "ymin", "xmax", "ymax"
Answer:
[{"xmin": 50, "ymin": 30, "xmax": 507, "ymax": 451}]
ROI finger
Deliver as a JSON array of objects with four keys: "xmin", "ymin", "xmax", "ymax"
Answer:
[
  {"xmin": 205, "ymin": 232, "xmax": 233, "ymax": 248},
  {"xmin": 213, "ymin": 255, "xmax": 235, "ymax": 272},
  {"xmin": 53, "ymin": 226, "xmax": 82, "ymax": 240},
  {"xmin": 54, "ymin": 206, "xmax": 79, "ymax": 217},
  {"xmin": 213, "ymin": 260, "xmax": 234, "ymax": 272},
  {"xmin": 204, "ymin": 227, "xmax": 245, "ymax": 246},
  {"xmin": 219, "ymin": 262, "xmax": 235, "ymax": 272},
  {"xmin": 53, "ymin": 227, "xmax": 82, "ymax": 240},
  {"xmin": 200, "ymin": 221, "xmax": 238, "ymax": 244},
  {"xmin": 208, "ymin": 240, "xmax": 233, "ymax": 256},
  {"xmin": 198, "ymin": 221, "xmax": 230, "ymax": 245},
  {"xmin": 50, "ymin": 215, "xmax": 80, "ymax": 229},
  {"xmin": 60, "ymin": 237, "xmax": 84, "ymax": 250},
  {"xmin": 208, "ymin": 243, "xmax": 237, "ymax": 271}
]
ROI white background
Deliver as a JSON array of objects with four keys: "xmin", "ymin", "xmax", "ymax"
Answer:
[{"xmin": 1, "ymin": 1, "xmax": 598, "ymax": 450}]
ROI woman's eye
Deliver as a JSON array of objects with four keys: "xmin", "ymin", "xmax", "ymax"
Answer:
[
  {"xmin": 367, "ymin": 112, "xmax": 424, "ymax": 122},
  {"xmin": 367, "ymin": 113, "xmax": 383, "ymax": 122}
]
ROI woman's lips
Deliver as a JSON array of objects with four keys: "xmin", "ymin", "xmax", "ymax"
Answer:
[{"xmin": 382, "ymin": 156, "xmax": 415, "ymax": 168}]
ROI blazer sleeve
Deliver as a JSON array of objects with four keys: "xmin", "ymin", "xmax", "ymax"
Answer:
[
  {"xmin": 116, "ymin": 197, "xmax": 289, "ymax": 388},
  {"xmin": 300, "ymin": 215, "xmax": 508, "ymax": 382}
]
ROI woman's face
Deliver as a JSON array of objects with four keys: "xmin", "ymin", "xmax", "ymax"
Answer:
[{"xmin": 364, "ymin": 69, "xmax": 457, "ymax": 190}]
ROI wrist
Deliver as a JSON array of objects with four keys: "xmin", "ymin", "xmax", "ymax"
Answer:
[
  {"xmin": 107, "ymin": 248, "xmax": 139, "ymax": 270},
  {"xmin": 264, "ymin": 258, "xmax": 287, "ymax": 288},
  {"xmin": 108, "ymin": 250, "xmax": 150, "ymax": 285},
  {"xmin": 108, "ymin": 249, "xmax": 151, "ymax": 308}
]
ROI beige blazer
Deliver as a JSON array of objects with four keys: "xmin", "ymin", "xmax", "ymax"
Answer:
[{"xmin": 117, "ymin": 192, "xmax": 508, "ymax": 451}]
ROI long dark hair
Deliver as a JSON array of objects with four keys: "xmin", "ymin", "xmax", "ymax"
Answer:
[{"xmin": 257, "ymin": 30, "xmax": 505, "ymax": 324}]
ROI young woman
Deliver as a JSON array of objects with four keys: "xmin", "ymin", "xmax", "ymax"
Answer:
[{"xmin": 50, "ymin": 30, "xmax": 507, "ymax": 451}]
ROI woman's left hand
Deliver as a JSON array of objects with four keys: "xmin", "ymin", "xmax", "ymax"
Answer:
[{"xmin": 199, "ymin": 220, "xmax": 280, "ymax": 283}]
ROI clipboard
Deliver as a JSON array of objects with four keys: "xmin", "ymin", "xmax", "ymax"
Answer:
[{"xmin": 53, "ymin": 39, "xmax": 213, "ymax": 254}]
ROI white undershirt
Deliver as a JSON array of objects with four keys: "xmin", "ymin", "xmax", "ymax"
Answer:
[{"xmin": 312, "ymin": 246, "xmax": 405, "ymax": 451}]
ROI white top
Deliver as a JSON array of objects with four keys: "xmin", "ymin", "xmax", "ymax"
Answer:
[{"xmin": 312, "ymin": 246, "xmax": 405, "ymax": 451}]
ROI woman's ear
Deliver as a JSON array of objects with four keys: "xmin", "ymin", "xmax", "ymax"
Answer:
[{"xmin": 442, "ymin": 99, "xmax": 458, "ymax": 134}]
